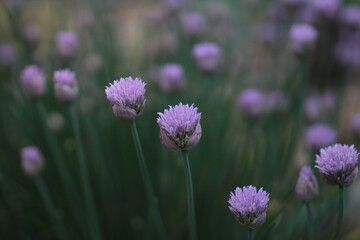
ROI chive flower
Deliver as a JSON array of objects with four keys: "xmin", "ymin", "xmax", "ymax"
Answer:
[
  {"xmin": 105, "ymin": 77, "xmax": 146, "ymax": 122},
  {"xmin": 289, "ymin": 24, "xmax": 318, "ymax": 56},
  {"xmin": 228, "ymin": 185, "xmax": 270, "ymax": 229},
  {"xmin": 21, "ymin": 65, "xmax": 46, "ymax": 99},
  {"xmin": 181, "ymin": 12, "xmax": 207, "ymax": 40},
  {"xmin": 54, "ymin": 69, "xmax": 78, "ymax": 105},
  {"xmin": 315, "ymin": 144, "xmax": 359, "ymax": 187},
  {"xmin": 352, "ymin": 114, "xmax": 360, "ymax": 138},
  {"xmin": 56, "ymin": 31, "xmax": 79, "ymax": 60},
  {"xmin": 0, "ymin": 44, "xmax": 16, "ymax": 67},
  {"xmin": 192, "ymin": 42, "xmax": 222, "ymax": 74},
  {"xmin": 21, "ymin": 146, "xmax": 44, "ymax": 177},
  {"xmin": 159, "ymin": 63, "xmax": 186, "ymax": 95},
  {"xmin": 306, "ymin": 124, "xmax": 337, "ymax": 153},
  {"xmin": 296, "ymin": 166, "xmax": 319, "ymax": 203},
  {"xmin": 312, "ymin": 0, "xmax": 340, "ymax": 20},
  {"xmin": 157, "ymin": 103, "xmax": 202, "ymax": 152},
  {"xmin": 237, "ymin": 89, "xmax": 265, "ymax": 119}
]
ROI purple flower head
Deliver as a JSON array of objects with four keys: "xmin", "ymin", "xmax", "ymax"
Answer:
[
  {"xmin": 159, "ymin": 64, "xmax": 186, "ymax": 95},
  {"xmin": 296, "ymin": 166, "xmax": 319, "ymax": 203},
  {"xmin": 56, "ymin": 31, "xmax": 79, "ymax": 59},
  {"xmin": 295, "ymin": 6, "xmax": 318, "ymax": 25},
  {"xmin": 192, "ymin": 43, "xmax": 222, "ymax": 74},
  {"xmin": 157, "ymin": 103, "xmax": 202, "ymax": 152},
  {"xmin": 237, "ymin": 89, "xmax": 265, "ymax": 119},
  {"xmin": 335, "ymin": 32, "xmax": 360, "ymax": 68},
  {"xmin": 306, "ymin": 124, "xmax": 337, "ymax": 153},
  {"xmin": 21, "ymin": 65, "xmax": 46, "ymax": 99},
  {"xmin": 340, "ymin": 6, "xmax": 360, "ymax": 30},
  {"xmin": 352, "ymin": 115, "xmax": 360, "ymax": 138},
  {"xmin": 54, "ymin": 69, "xmax": 78, "ymax": 105},
  {"xmin": 289, "ymin": 24, "xmax": 318, "ymax": 56},
  {"xmin": 305, "ymin": 96, "xmax": 321, "ymax": 122},
  {"xmin": 181, "ymin": 12, "xmax": 207, "ymax": 40},
  {"xmin": 21, "ymin": 146, "xmax": 44, "ymax": 177},
  {"xmin": 316, "ymin": 144, "xmax": 359, "ymax": 188},
  {"xmin": 228, "ymin": 185, "xmax": 270, "ymax": 229},
  {"xmin": 282, "ymin": 0, "xmax": 307, "ymax": 8},
  {"xmin": 163, "ymin": 0, "xmax": 184, "ymax": 13},
  {"xmin": 24, "ymin": 24, "xmax": 41, "ymax": 47},
  {"xmin": 105, "ymin": 77, "xmax": 146, "ymax": 122},
  {"xmin": 256, "ymin": 24, "xmax": 283, "ymax": 48},
  {"xmin": 0, "ymin": 44, "xmax": 16, "ymax": 67},
  {"xmin": 312, "ymin": 0, "xmax": 340, "ymax": 20},
  {"xmin": 266, "ymin": 91, "xmax": 289, "ymax": 113}
]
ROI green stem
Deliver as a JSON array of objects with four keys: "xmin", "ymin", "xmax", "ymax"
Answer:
[
  {"xmin": 333, "ymin": 186, "xmax": 344, "ymax": 240},
  {"xmin": 248, "ymin": 228, "xmax": 254, "ymax": 240},
  {"xmin": 305, "ymin": 203, "xmax": 313, "ymax": 240},
  {"xmin": 130, "ymin": 120, "xmax": 167, "ymax": 240},
  {"xmin": 69, "ymin": 106, "xmax": 102, "ymax": 240},
  {"xmin": 181, "ymin": 151, "xmax": 197, "ymax": 240},
  {"xmin": 35, "ymin": 176, "xmax": 68, "ymax": 240}
]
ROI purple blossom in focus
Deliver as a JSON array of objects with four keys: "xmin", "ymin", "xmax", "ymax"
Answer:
[
  {"xmin": 56, "ymin": 31, "xmax": 79, "ymax": 59},
  {"xmin": 306, "ymin": 124, "xmax": 337, "ymax": 152},
  {"xmin": 352, "ymin": 115, "xmax": 360, "ymax": 138},
  {"xmin": 296, "ymin": 166, "xmax": 319, "ymax": 203},
  {"xmin": 21, "ymin": 65, "xmax": 46, "ymax": 99},
  {"xmin": 316, "ymin": 144, "xmax": 359, "ymax": 187},
  {"xmin": 105, "ymin": 77, "xmax": 146, "ymax": 122},
  {"xmin": 157, "ymin": 103, "xmax": 202, "ymax": 152},
  {"xmin": 0, "ymin": 44, "xmax": 16, "ymax": 67},
  {"xmin": 289, "ymin": 23, "xmax": 318, "ymax": 56},
  {"xmin": 159, "ymin": 64, "xmax": 186, "ymax": 95},
  {"xmin": 192, "ymin": 43, "xmax": 222, "ymax": 74},
  {"xmin": 54, "ymin": 69, "xmax": 78, "ymax": 105},
  {"xmin": 228, "ymin": 185, "xmax": 270, "ymax": 229},
  {"xmin": 21, "ymin": 146, "xmax": 44, "ymax": 177},
  {"xmin": 181, "ymin": 12, "xmax": 207, "ymax": 40},
  {"xmin": 237, "ymin": 89, "xmax": 265, "ymax": 119}
]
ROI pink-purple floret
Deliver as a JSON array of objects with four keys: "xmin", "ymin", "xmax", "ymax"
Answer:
[
  {"xmin": 54, "ymin": 69, "xmax": 78, "ymax": 87},
  {"xmin": 315, "ymin": 144, "xmax": 359, "ymax": 187},
  {"xmin": 296, "ymin": 166, "xmax": 319, "ymax": 203},
  {"xmin": 21, "ymin": 146, "xmax": 44, "ymax": 177},
  {"xmin": 306, "ymin": 124, "xmax": 337, "ymax": 152},
  {"xmin": 228, "ymin": 185, "xmax": 270, "ymax": 229}
]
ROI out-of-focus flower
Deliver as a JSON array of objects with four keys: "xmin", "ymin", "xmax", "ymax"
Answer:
[
  {"xmin": 296, "ymin": 166, "xmax": 319, "ymax": 203},
  {"xmin": 237, "ymin": 89, "xmax": 265, "ymax": 119},
  {"xmin": 305, "ymin": 96, "xmax": 321, "ymax": 122},
  {"xmin": 322, "ymin": 90, "xmax": 336, "ymax": 110},
  {"xmin": 256, "ymin": 24, "xmax": 283, "ymax": 48},
  {"xmin": 21, "ymin": 146, "xmax": 44, "ymax": 177},
  {"xmin": 351, "ymin": 115, "xmax": 360, "ymax": 138},
  {"xmin": 105, "ymin": 77, "xmax": 146, "ymax": 122},
  {"xmin": 289, "ymin": 23, "xmax": 318, "ymax": 56},
  {"xmin": 21, "ymin": 65, "xmax": 46, "ymax": 99},
  {"xmin": 316, "ymin": 144, "xmax": 359, "ymax": 187},
  {"xmin": 306, "ymin": 124, "xmax": 337, "ymax": 153},
  {"xmin": 56, "ymin": 31, "xmax": 79, "ymax": 60},
  {"xmin": 163, "ymin": 0, "xmax": 184, "ymax": 13},
  {"xmin": 295, "ymin": 6, "xmax": 318, "ymax": 25},
  {"xmin": 0, "ymin": 44, "xmax": 16, "ymax": 67},
  {"xmin": 24, "ymin": 24, "xmax": 41, "ymax": 47},
  {"xmin": 228, "ymin": 185, "xmax": 270, "ymax": 229},
  {"xmin": 192, "ymin": 42, "xmax": 222, "ymax": 74},
  {"xmin": 82, "ymin": 53, "xmax": 102, "ymax": 75},
  {"xmin": 159, "ymin": 64, "xmax": 186, "ymax": 95},
  {"xmin": 266, "ymin": 91, "xmax": 289, "ymax": 113},
  {"xmin": 181, "ymin": 12, "xmax": 207, "ymax": 40},
  {"xmin": 157, "ymin": 103, "xmax": 201, "ymax": 152},
  {"xmin": 54, "ymin": 69, "xmax": 78, "ymax": 105},
  {"xmin": 282, "ymin": 0, "xmax": 307, "ymax": 9},
  {"xmin": 335, "ymin": 31, "xmax": 360, "ymax": 68},
  {"xmin": 312, "ymin": 0, "xmax": 340, "ymax": 20},
  {"xmin": 47, "ymin": 112, "xmax": 65, "ymax": 132},
  {"xmin": 4, "ymin": 0, "xmax": 23, "ymax": 11},
  {"xmin": 76, "ymin": 9, "xmax": 94, "ymax": 30},
  {"xmin": 340, "ymin": 6, "xmax": 360, "ymax": 30}
]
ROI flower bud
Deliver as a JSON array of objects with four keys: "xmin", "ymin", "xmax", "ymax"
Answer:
[
  {"xmin": 296, "ymin": 166, "xmax": 319, "ymax": 203},
  {"xmin": 54, "ymin": 69, "xmax": 78, "ymax": 105}
]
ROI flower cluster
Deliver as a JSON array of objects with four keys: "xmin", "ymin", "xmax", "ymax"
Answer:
[
  {"xmin": 306, "ymin": 124, "xmax": 337, "ymax": 153},
  {"xmin": 289, "ymin": 24, "xmax": 318, "ymax": 56},
  {"xmin": 105, "ymin": 77, "xmax": 146, "ymax": 122},
  {"xmin": 316, "ymin": 144, "xmax": 359, "ymax": 187},
  {"xmin": 192, "ymin": 43, "xmax": 222, "ymax": 74},
  {"xmin": 157, "ymin": 103, "xmax": 202, "ymax": 152},
  {"xmin": 54, "ymin": 69, "xmax": 78, "ymax": 104},
  {"xmin": 21, "ymin": 146, "xmax": 44, "ymax": 177},
  {"xmin": 228, "ymin": 186, "xmax": 270, "ymax": 229},
  {"xmin": 21, "ymin": 65, "xmax": 46, "ymax": 99}
]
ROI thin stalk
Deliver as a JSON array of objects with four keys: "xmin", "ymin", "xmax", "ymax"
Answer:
[
  {"xmin": 181, "ymin": 150, "xmax": 197, "ymax": 240},
  {"xmin": 130, "ymin": 120, "xmax": 167, "ymax": 240},
  {"xmin": 305, "ymin": 203, "xmax": 313, "ymax": 240},
  {"xmin": 35, "ymin": 176, "xmax": 68, "ymax": 240},
  {"xmin": 69, "ymin": 106, "xmax": 102, "ymax": 240},
  {"xmin": 248, "ymin": 228, "xmax": 254, "ymax": 240},
  {"xmin": 333, "ymin": 186, "xmax": 344, "ymax": 240}
]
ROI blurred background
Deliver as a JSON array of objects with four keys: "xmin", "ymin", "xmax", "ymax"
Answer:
[{"xmin": 1, "ymin": 0, "xmax": 360, "ymax": 239}]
